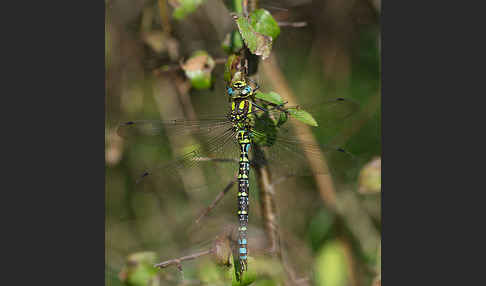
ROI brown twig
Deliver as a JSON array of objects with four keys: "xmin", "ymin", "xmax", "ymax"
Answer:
[
  {"xmin": 277, "ymin": 21, "xmax": 308, "ymax": 28},
  {"xmin": 153, "ymin": 58, "xmax": 227, "ymax": 76},
  {"xmin": 260, "ymin": 54, "xmax": 377, "ymax": 286},
  {"xmin": 339, "ymin": 235, "xmax": 360, "ymax": 286},
  {"xmin": 254, "ymin": 150, "xmax": 279, "ymax": 253},
  {"xmin": 154, "ymin": 249, "xmax": 212, "ymax": 269},
  {"xmin": 261, "ymin": 54, "xmax": 339, "ymax": 211},
  {"xmin": 242, "ymin": 0, "xmax": 249, "ymax": 17},
  {"xmin": 194, "ymin": 180, "xmax": 237, "ymax": 225},
  {"xmin": 365, "ymin": 0, "xmax": 381, "ymax": 14},
  {"xmin": 249, "ymin": 0, "xmax": 258, "ymax": 12},
  {"xmin": 157, "ymin": 0, "xmax": 171, "ymax": 36}
]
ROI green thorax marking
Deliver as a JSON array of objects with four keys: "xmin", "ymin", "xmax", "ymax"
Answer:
[
  {"xmin": 228, "ymin": 79, "xmax": 255, "ymax": 128},
  {"xmin": 231, "ymin": 98, "xmax": 254, "ymax": 140}
]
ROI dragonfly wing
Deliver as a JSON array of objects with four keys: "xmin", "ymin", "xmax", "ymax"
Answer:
[
  {"xmin": 257, "ymin": 97, "xmax": 360, "ymax": 135},
  {"xmin": 117, "ymin": 118, "xmax": 234, "ymax": 144},
  {"xmin": 249, "ymin": 99, "xmax": 361, "ymax": 179},
  {"xmin": 251, "ymin": 129, "xmax": 355, "ymax": 178},
  {"xmin": 116, "ymin": 118, "xmax": 241, "ymax": 185}
]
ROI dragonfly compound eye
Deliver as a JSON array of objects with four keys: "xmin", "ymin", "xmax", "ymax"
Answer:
[{"xmin": 228, "ymin": 87, "xmax": 234, "ymax": 95}]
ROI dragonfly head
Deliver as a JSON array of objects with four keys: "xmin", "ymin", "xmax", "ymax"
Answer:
[{"xmin": 228, "ymin": 80, "xmax": 253, "ymax": 100}]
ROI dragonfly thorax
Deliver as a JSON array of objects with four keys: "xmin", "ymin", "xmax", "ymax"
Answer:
[{"xmin": 230, "ymin": 99, "xmax": 253, "ymax": 121}]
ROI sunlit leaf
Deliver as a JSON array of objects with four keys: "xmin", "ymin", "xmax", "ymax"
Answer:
[
  {"xmin": 249, "ymin": 9, "xmax": 280, "ymax": 40},
  {"xmin": 255, "ymin": 91, "xmax": 284, "ymax": 105},
  {"xmin": 233, "ymin": 14, "xmax": 272, "ymax": 60},
  {"xmin": 315, "ymin": 242, "xmax": 348, "ymax": 286},
  {"xmin": 287, "ymin": 108, "xmax": 318, "ymax": 127}
]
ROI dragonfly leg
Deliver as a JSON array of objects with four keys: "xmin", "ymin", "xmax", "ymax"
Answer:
[{"xmin": 252, "ymin": 102, "xmax": 268, "ymax": 112}]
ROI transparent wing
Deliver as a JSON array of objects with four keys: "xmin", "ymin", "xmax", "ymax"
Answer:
[
  {"xmin": 249, "ymin": 98, "xmax": 360, "ymax": 178},
  {"xmin": 117, "ymin": 118, "xmax": 233, "ymax": 145},
  {"xmin": 250, "ymin": 130, "xmax": 355, "ymax": 178},
  {"xmin": 116, "ymin": 118, "xmax": 241, "ymax": 186},
  {"xmin": 260, "ymin": 97, "xmax": 360, "ymax": 131}
]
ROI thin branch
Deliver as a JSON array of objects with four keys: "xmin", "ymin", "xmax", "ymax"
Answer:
[
  {"xmin": 242, "ymin": 0, "xmax": 249, "ymax": 17},
  {"xmin": 277, "ymin": 21, "xmax": 308, "ymax": 28},
  {"xmin": 254, "ymin": 156, "xmax": 279, "ymax": 253},
  {"xmin": 154, "ymin": 249, "xmax": 212, "ymax": 269},
  {"xmin": 157, "ymin": 0, "xmax": 172, "ymax": 36},
  {"xmin": 194, "ymin": 180, "xmax": 236, "ymax": 225},
  {"xmin": 261, "ymin": 54, "xmax": 339, "ymax": 211},
  {"xmin": 249, "ymin": 0, "xmax": 258, "ymax": 12},
  {"xmin": 153, "ymin": 58, "xmax": 227, "ymax": 76}
]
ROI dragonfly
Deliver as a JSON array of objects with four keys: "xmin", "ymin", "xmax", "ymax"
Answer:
[{"xmin": 117, "ymin": 74, "xmax": 359, "ymax": 281}]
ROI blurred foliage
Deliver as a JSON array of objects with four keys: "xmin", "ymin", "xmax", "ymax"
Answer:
[
  {"xmin": 222, "ymin": 30, "xmax": 244, "ymax": 54},
  {"xmin": 170, "ymin": 0, "xmax": 206, "ymax": 20},
  {"xmin": 358, "ymin": 157, "xmax": 381, "ymax": 194},
  {"xmin": 181, "ymin": 50, "xmax": 215, "ymax": 89},
  {"xmin": 119, "ymin": 252, "xmax": 160, "ymax": 286},
  {"xmin": 106, "ymin": 0, "xmax": 381, "ymax": 285},
  {"xmin": 314, "ymin": 241, "xmax": 349, "ymax": 286}
]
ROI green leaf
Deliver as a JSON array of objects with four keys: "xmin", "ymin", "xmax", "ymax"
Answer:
[
  {"xmin": 287, "ymin": 108, "xmax": 318, "ymax": 127},
  {"xmin": 119, "ymin": 252, "xmax": 159, "ymax": 286},
  {"xmin": 181, "ymin": 50, "xmax": 215, "ymax": 90},
  {"xmin": 254, "ymin": 91, "xmax": 284, "ymax": 105},
  {"xmin": 249, "ymin": 9, "xmax": 280, "ymax": 40},
  {"xmin": 172, "ymin": 0, "xmax": 205, "ymax": 20},
  {"xmin": 315, "ymin": 241, "xmax": 349, "ymax": 286},
  {"xmin": 198, "ymin": 260, "xmax": 233, "ymax": 285},
  {"xmin": 233, "ymin": 14, "xmax": 272, "ymax": 60},
  {"xmin": 222, "ymin": 30, "xmax": 244, "ymax": 54},
  {"xmin": 231, "ymin": 256, "xmax": 257, "ymax": 286}
]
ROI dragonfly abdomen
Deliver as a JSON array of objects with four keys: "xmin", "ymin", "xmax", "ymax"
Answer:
[{"xmin": 236, "ymin": 128, "xmax": 251, "ymax": 278}]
